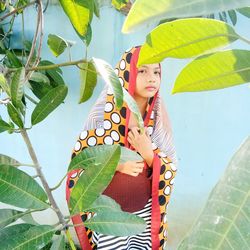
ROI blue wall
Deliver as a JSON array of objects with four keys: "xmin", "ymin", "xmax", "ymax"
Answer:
[{"xmin": 0, "ymin": 4, "xmax": 250, "ymax": 249}]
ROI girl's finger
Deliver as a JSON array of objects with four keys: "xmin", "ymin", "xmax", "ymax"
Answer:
[{"xmin": 131, "ymin": 127, "xmax": 140, "ymax": 138}]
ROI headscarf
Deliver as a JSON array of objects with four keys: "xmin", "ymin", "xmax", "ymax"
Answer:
[{"xmin": 66, "ymin": 46, "xmax": 177, "ymax": 250}]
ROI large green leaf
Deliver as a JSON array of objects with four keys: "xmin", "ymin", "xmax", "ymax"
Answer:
[
  {"xmin": 10, "ymin": 67, "xmax": 25, "ymax": 109},
  {"xmin": 29, "ymin": 81, "xmax": 53, "ymax": 100},
  {"xmin": 84, "ymin": 194, "xmax": 121, "ymax": 213},
  {"xmin": 0, "ymin": 154, "xmax": 20, "ymax": 166},
  {"xmin": 84, "ymin": 210, "xmax": 146, "ymax": 236},
  {"xmin": 172, "ymin": 49, "xmax": 250, "ymax": 93},
  {"xmin": 1, "ymin": 224, "xmax": 55, "ymax": 250},
  {"xmin": 0, "ymin": 165, "xmax": 49, "ymax": 209},
  {"xmin": 122, "ymin": 0, "xmax": 250, "ymax": 33},
  {"xmin": 0, "ymin": 73, "xmax": 10, "ymax": 96},
  {"xmin": 177, "ymin": 136, "xmax": 250, "ymax": 249},
  {"xmin": 0, "ymin": 119, "xmax": 12, "ymax": 133},
  {"xmin": 68, "ymin": 145, "xmax": 142, "ymax": 172},
  {"xmin": 228, "ymin": 10, "xmax": 237, "ymax": 25},
  {"xmin": 237, "ymin": 7, "xmax": 250, "ymax": 18},
  {"xmin": 6, "ymin": 50, "xmax": 22, "ymax": 68},
  {"xmin": 30, "ymin": 72, "xmax": 50, "ymax": 85},
  {"xmin": 79, "ymin": 61, "xmax": 97, "ymax": 103},
  {"xmin": 50, "ymin": 235, "xmax": 65, "ymax": 250},
  {"xmin": 47, "ymin": 34, "xmax": 69, "ymax": 57},
  {"xmin": 123, "ymin": 89, "xmax": 144, "ymax": 131},
  {"xmin": 0, "ymin": 209, "xmax": 23, "ymax": 228},
  {"xmin": 92, "ymin": 57, "xmax": 123, "ymax": 109},
  {"xmin": 7, "ymin": 103, "xmax": 24, "ymax": 128},
  {"xmin": 59, "ymin": 0, "xmax": 92, "ymax": 36},
  {"xmin": 31, "ymin": 85, "xmax": 68, "ymax": 125},
  {"xmin": 69, "ymin": 144, "xmax": 121, "ymax": 215},
  {"xmin": 138, "ymin": 18, "xmax": 239, "ymax": 65}
]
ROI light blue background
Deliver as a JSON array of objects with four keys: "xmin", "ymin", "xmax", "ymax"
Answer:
[{"xmin": 0, "ymin": 3, "xmax": 250, "ymax": 248}]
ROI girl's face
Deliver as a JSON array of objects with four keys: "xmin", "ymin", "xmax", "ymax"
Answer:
[{"xmin": 134, "ymin": 63, "xmax": 161, "ymax": 99}]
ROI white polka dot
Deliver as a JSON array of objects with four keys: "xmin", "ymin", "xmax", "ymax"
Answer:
[
  {"xmin": 152, "ymin": 142, "xmax": 157, "ymax": 150},
  {"xmin": 163, "ymin": 241, "xmax": 167, "ymax": 249},
  {"xmin": 95, "ymin": 128, "xmax": 105, "ymax": 137},
  {"xmin": 170, "ymin": 163, "xmax": 177, "ymax": 171},
  {"xmin": 164, "ymin": 170, "xmax": 172, "ymax": 180},
  {"xmin": 71, "ymin": 172, "xmax": 78, "ymax": 178},
  {"xmin": 74, "ymin": 141, "xmax": 81, "ymax": 151},
  {"xmin": 150, "ymin": 111, "xmax": 155, "ymax": 119},
  {"xmin": 159, "ymin": 151, "xmax": 167, "ymax": 158},
  {"xmin": 165, "ymin": 203, "xmax": 169, "ymax": 210},
  {"xmin": 87, "ymin": 136, "xmax": 97, "ymax": 146},
  {"xmin": 163, "ymin": 158, "xmax": 170, "ymax": 164},
  {"xmin": 111, "ymin": 131, "xmax": 120, "ymax": 141},
  {"xmin": 164, "ymin": 185, "xmax": 171, "ymax": 195},
  {"xmin": 111, "ymin": 113, "xmax": 121, "ymax": 124},
  {"xmin": 107, "ymin": 87, "xmax": 113, "ymax": 95},
  {"xmin": 114, "ymin": 68, "xmax": 119, "ymax": 75},
  {"xmin": 163, "ymin": 213, "xmax": 167, "ymax": 223},
  {"xmin": 87, "ymin": 213, "xmax": 92, "ymax": 220},
  {"xmin": 104, "ymin": 120, "xmax": 112, "ymax": 130},
  {"xmin": 79, "ymin": 131, "xmax": 88, "ymax": 140},
  {"xmin": 163, "ymin": 229, "xmax": 168, "ymax": 238},
  {"xmin": 147, "ymin": 126, "xmax": 153, "ymax": 136},
  {"xmin": 170, "ymin": 178, "xmax": 175, "ymax": 185},
  {"xmin": 119, "ymin": 77, "xmax": 124, "ymax": 86},
  {"xmin": 105, "ymin": 102, "xmax": 113, "ymax": 112},
  {"xmin": 79, "ymin": 169, "xmax": 84, "ymax": 176},
  {"xmin": 104, "ymin": 136, "xmax": 114, "ymax": 145},
  {"xmin": 119, "ymin": 59, "xmax": 126, "ymax": 70}
]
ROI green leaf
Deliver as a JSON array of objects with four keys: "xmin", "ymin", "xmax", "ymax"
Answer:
[
  {"xmin": 31, "ymin": 85, "xmax": 68, "ymax": 125},
  {"xmin": 68, "ymin": 145, "xmax": 142, "ymax": 172},
  {"xmin": 59, "ymin": 0, "xmax": 91, "ymax": 36},
  {"xmin": 92, "ymin": 57, "xmax": 123, "ymax": 109},
  {"xmin": 79, "ymin": 61, "xmax": 97, "ymax": 103},
  {"xmin": 69, "ymin": 144, "xmax": 121, "ymax": 215},
  {"xmin": 172, "ymin": 49, "xmax": 250, "ymax": 93},
  {"xmin": 0, "ymin": 223, "xmax": 34, "ymax": 241},
  {"xmin": 10, "ymin": 67, "xmax": 25, "ymax": 108},
  {"xmin": 47, "ymin": 34, "xmax": 69, "ymax": 57},
  {"xmin": 112, "ymin": 0, "xmax": 129, "ymax": 10},
  {"xmin": 0, "ymin": 73, "xmax": 10, "ymax": 96},
  {"xmin": 138, "ymin": 18, "xmax": 239, "ymax": 65},
  {"xmin": 84, "ymin": 210, "xmax": 146, "ymax": 236},
  {"xmin": 237, "ymin": 7, "xmax": 250, "ymax": 18},
  {"xmin": 29, "ymin": 81, "xmax": 53, "ymax": 100},
  {"xmin": 0, "ymin": 154, "xmax": 20, "ymax": 166},
  {"xmin": 228, "ymin": 10, "xmax": 237, "ymax": 25},
  {"xmin": 93, "ymin": 0, "xmax": 100, "ymax": 18},
  {"xmin": 84, "ymin": 195, "xmax": 121, "ymax": 213},
  {"xmin": 0, "ymin": 165, "xmax": 49, "ymax": 209},
  {"xmin": 0, "ymin": 209, "xmax": 23, "ymax": 228},
  {"xmin": 6, "ymin": 51, "xmax": 22, "ymax": 68},
  {"xmin": 50, "ymin": 235, "xmax": 65, "ymax": 250},
  {"xmin": 30, "ymin": 72, "xmax": 50, "ymax": 85},
  {"xmin": 0, "ymin": 119, "xmax": 12, "ymax": 133},
  {"xmin": 122, "ymin": 0, "xmax": 250, "ymax": 33},
  {"xmin": 7, "ymin": 103, "xmax": 24, "ymax": 128},
  {"xmin": 1, "ymin": 224, "xmax": 56, "ymax": 250},
  {"xmin": 123, "ymin": 89, "xmax": 144, "ymax": 131},
  {"xmin": 177, "ymin": 136, "xmax": 250, "ymax": 250}
]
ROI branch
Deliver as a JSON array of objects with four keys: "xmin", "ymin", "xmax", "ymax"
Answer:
[
  {"xmin": 0, "ymin": 0, "xmax": 37, "ymax": 22},
  {"xmin": 50, "ymin": 173, "xmax": 67, "ymax": 191}
]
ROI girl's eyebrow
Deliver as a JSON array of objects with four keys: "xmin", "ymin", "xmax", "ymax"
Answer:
[{"xmin": 139, "ymin": 66, "xmax": 161, "ymax": 70}]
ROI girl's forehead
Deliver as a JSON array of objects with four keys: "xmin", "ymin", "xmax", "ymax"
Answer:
[{"xmin": 138, "ymin": 64, "xmax": 160, "ymax": 69}]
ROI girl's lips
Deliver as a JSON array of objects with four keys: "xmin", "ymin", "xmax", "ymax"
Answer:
[{"xmin": 146, "ymin": 86, "xmax": 156, "ymax": 91}]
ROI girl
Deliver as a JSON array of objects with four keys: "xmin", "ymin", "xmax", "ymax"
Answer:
[{"xmin": 66, "ymin": 46, "xmax": 177, "ymax": 250}]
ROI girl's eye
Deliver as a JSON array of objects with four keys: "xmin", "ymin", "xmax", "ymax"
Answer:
[
  {"xmin": 138, "ymin": 69, "xmax": 146, "ymax": 73},
  {"xmin": 154, "ymin": 71, "xmax": 160, "ymax": 75}
]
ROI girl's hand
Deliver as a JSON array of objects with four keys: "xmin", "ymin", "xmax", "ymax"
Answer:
[
  {"xmin": 116, "ymin": 161, "xmax": 144, "ymax": 177},
  {"xmin": 127, "ymin": 127, "xmax": 154, "ymax": 167}
]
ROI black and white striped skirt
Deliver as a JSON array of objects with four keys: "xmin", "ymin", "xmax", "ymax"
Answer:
[{"xmin": 92, "ymin": 198, "xmax": 152, "ymax": 250}]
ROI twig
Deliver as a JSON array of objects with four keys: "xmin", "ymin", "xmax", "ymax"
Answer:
[
  {"xmin": 0, "ymin": 0, "xmax": 37, "ymax": 22},
  {"xmin": 50, "ymin": 173, "xmax": 67, "ymax": 191},
  {"xmin": 20, "ymin": 129, "xmax": 67, "ymax": 229}
]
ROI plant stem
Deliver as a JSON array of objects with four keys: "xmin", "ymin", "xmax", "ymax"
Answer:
[
  {"xmin": 50, "ymin": 173, "xmax": 67, "ymax": 191},
  {"xmin": 20, "ymin": 129, "xmax": 67, "ymax": 228},
  {"xmin": 65, "ymin": 229, "xmax": 77, "ymax": 250},
  {"xmin": 0, "ymin": 0, "xmax": 37, "ymax": 22},
  {"xmin": 238, "ymin": 35, "xmax": 250, "ymax": 45}
]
